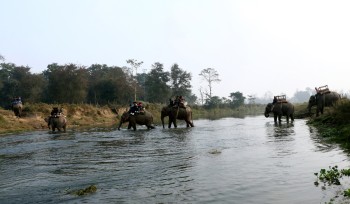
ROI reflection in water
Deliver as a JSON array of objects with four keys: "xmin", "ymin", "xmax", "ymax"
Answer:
[{"xmin": 0, "ymin": 116, "xmax": 349, "ymax": 203}]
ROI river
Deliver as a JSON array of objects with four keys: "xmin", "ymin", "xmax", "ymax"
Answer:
[{"xmin": 0, "ymin": 115, "xmax": 349, "ymax": 203}]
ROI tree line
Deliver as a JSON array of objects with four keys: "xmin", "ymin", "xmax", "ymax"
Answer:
[
  {"xmin": 0, "ymin": 60, "xmax": 199, "ymax": 108},
  {"xmin": 4, "ymin": 54, "xmax": 324, "ymax": 109}
]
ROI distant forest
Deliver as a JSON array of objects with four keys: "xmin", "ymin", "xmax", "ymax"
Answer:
[{"xmin": 0, "ymin": 55, "xmax": 344, "ymax": 109}]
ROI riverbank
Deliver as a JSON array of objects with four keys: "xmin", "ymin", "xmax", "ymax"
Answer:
[
  {"xmin": 0, "ymin": 102, "xmax": 309, "ymax": 134},
  {"xmin": 307, "ymin": 98, "xmax": 350, "ymax": 150}
]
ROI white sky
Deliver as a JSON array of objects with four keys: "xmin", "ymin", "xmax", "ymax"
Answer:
[{"xmin": 1, "ymin": 0, "xmax": 349, "ymax": 99}]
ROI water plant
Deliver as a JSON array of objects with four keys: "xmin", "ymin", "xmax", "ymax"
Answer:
[
  {"xmin": 314, "ymin": 166, "xmax": 350, "ymax": 201},
  {"xmin": 67, "ymin": 185, "xmax": 97, "ymax": 196}
]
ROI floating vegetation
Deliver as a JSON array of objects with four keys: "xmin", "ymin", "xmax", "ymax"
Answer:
[
  {"xmin": 67, "ymin": 185, "xmax": 97, "ymax": 196},
  {"xmin": 314, "ymin": 166, "xmax": 350, "ymax": 201},
  {"xmin": 208, "ymin": 149, "xmax": 221, "ymax": 154}
]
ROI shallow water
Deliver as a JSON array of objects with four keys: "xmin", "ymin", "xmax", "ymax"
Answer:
[{"xmin": 0, "ymin": 116, "xmax": 349, "ymax": 203}]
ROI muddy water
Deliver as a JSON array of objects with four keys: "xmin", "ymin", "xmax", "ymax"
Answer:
[{"xmin": 0, "ymin": 116, "xmax": 349, "ymax": 203}]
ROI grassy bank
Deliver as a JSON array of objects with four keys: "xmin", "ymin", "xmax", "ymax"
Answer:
[{"xmin": 307, "ymin": 98, "xmax": 350, "ymax": 150}]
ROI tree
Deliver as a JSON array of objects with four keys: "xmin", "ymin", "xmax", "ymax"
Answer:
[
  {"xmin": 170, "ymin": 63, "xmax": 192, "ymax": 98},
  {"xmin": 145, "ymin": 62, "xmax": 171, "ymax": 103},
  {"xmin": 290, "ymin": 88, "xmax": 312, "ymax": 103},
  {"xmin": 205, "ymin": 96, "xmax": 222, "ymax": 109},
  {"xmin": 199, "ymin": 68, "xmax": 221, "ymax": 100},
  {"xmin": 229, "ymin": 91, "xmax": 246, "ymax": 108},
  {"xmin": 0, "ymin": 54, "xmax": 4, "ymax": 62},
  {"xmin": 87, "ymin": 64, "xmax": 133, "ymax": 105},
  {"xmin": 126, "ymin": 59, "xmax": 143, "ymax": 101},
  {"xmin": 43, "ymin": 63, "xmax": 89, "ymax": 103}
]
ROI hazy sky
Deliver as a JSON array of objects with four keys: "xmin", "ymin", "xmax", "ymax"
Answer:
[{"xmin": 1, "ymin": 0, "xmax": 349, "ymax": 99}]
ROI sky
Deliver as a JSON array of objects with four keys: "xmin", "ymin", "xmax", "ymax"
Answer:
[{"xmin": 1, "ymin": 0, "xmax": 350, "ymax": 99}]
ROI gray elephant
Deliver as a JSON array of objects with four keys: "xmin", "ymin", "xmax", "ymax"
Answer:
[
  {"xmin": 118, "ymin": 110, "xmax": 155, "ymax": 131},
  {"xmin": 11, "ymin": 97, "xmax": 23, "ymax": 118},
  {"xmin": 308, "ymin": 91, "xmax": 340, "ymax": 116},
  {"xmin": 161, "ymin": 106, "xmax": 194, "ymax": 128},
  {"xmin": 264, "ymin": 102, "xmax": 295, "ymax": 123},
  {"xmin": 12, "ymin": 103, "xmax": 23, "ymax": 118},
  {"xmin": 45, "ymin": 115, "xmax": 67, "ymax": 132}
]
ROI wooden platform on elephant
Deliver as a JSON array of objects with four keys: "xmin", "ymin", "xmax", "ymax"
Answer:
[
  {"xmin": 316, "ymin": 85, "xmax": 330, "ymax": 95},
  {"xmin": 275, "ymin": 95, "xmax": 288, "ymax": 103}
]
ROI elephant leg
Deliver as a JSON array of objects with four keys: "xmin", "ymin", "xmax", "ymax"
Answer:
[
  {"xmin": 286, "ymin": 116, "xmax": 289, "ymax": 123},
  {"xmin": 274, "ymin": 115, "xmax": 278, "ymax": 123},
  {"xmin": 127, "ymin": 123, "xmax": 132, "ymax": 129},
  {"xmin": 168, "ymin": 119, "xmax": 172, "ymax": 128},
  {"xmin": 173, "ymin": 119, "xmax": 178, "ymax": 128}
]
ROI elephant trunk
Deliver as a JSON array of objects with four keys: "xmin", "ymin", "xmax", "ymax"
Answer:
[
  {"xmin": 264, "ymin": 112, "xmax": 269, "ymax": 118},
  {"xmin": 307, "ymin": 104, "xmax": 312, "ymax": 114}
]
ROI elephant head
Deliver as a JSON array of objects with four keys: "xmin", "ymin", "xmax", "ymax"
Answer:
[
  {"xmin": 118, "ymin": 111, "xmax": 130, "ymax": 130},
  {"xmin": 264, "ymin": 103, "xmax": 273, "ymax": 118},
  {"xmin": 307, "ymin": 95, "xmax": 317, "ymax": 114},
  {"xmin": 161, "ymin": 106, "xmax": 171, "ymax": 128}
]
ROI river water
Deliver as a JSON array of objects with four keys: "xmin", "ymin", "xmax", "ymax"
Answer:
[{"xmin": 1, "ymin": 115, "xmax": 349, "ymax": 203}]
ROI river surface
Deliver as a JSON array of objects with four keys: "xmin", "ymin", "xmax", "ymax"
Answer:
[{"xmin": 1, "ymin": 115, "xmax": 350, "ymax": 204}]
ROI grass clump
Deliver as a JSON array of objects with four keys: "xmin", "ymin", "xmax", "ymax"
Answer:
[{"xmin": 67, "ymin": 185, "xmax": 97, "ymax": 196}]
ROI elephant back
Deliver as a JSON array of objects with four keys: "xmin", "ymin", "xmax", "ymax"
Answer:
[
  {"xmin": 325, "ymin": 92, "xmax": 341, "ymax": 106},
  {"xmin": 272, "ymin": 102, "xmax": 294, "ymax": 115},
  {"xmin": 12, "ymin": 103, "xmax": 23, "ymax": 109},
  {"xmin": 50, "ymin": 115, "xmax": 67, "ymax": 128}
]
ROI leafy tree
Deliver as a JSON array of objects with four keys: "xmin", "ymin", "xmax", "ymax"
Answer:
[
  {"xmin": 126, "ymin": 59, "xmax": 143, "ymax": 101},
  {"xmin": 199, "ymin": 68, "xmax": 221, "ymax": 100},
  {"xmin": 170, "ymin": 63, "xmax": 192, "ymax": 98},
  {"xmin": 205, "ymin": 96, "xmax": 222, "ymax": 109},
  {"xmin": 87, "ymin": 64, "xmax": 134, "ymax": 105},
  {"xmin": 43, "ymin": 63, "xmax": 89, "ymax": 103},
  {"xmin": 229, "ymin": 91, "xmax": 246, "ymax": 108},
  {"xmin": 145, "ymin": 62, "xmax": 171, "ymax": 103},
  {"xmin": 0, "ymin": 63, "xmax": 46, "ymax": 107}
]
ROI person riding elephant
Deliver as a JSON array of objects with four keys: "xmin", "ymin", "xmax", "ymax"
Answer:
[
  {"xmin": 161, "ymin": 105, "xmax": 194, "ymax": 128},
  {"xmin": 308, "ymin": 91, "xmax": 340, "ymax": 117},
  {"xmin": 45, "ymin": 108, "xmax": 67, "ymax": 132},
  {"xmin": 118, "ymin": 110, "xmax": 155, "ymax": 131},
  {"xmin": 11, "ymin": 97, "xmax": 23, "ymax": 118},
  {"xmin": 264, "ymin": 102, "xmax": 295, "ymax": 123}
]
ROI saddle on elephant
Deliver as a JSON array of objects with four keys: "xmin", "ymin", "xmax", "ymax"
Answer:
[
  {"xmin": 315, "ymin": 85, "xmax": 330, "ymax": 95},
  {"xmin": 273, "ymin": 95, "xmax": 288, "ymax": 104}
]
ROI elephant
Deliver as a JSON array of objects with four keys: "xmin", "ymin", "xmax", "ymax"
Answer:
[
  {"xmin": 161, "ymin": 105, "xmax": 194, "ymax": 128},
  {"xmin": 117, "ymin": 110, "xmax": 155, "ymax": 131},
  {"xmin": 308, "ymin": 91, "xmax": 341, "ymax": 116},
  {"xmin": 45, "ymin": 115, "xmax": 67, "ymax": 132},
  {"xmin": 264, "ymin": 102, "xmax": 295, "ymax": 123},
  {"xmin": 12, "ymin": 103, "xmax": 23, "ymax": 118}
]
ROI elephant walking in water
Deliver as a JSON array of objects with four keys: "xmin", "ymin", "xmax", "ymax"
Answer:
[
  {"xmin": 161, "ymin": 105, "xmax": 194, "ymax": 128},
  {"xmin": 118, "ymin": 110, "xmax": 155, "ymax": 131},
  {"xmin": 45, "ymin": 115, "xmax": 67, "ymax": 132},
  {"xmin": 264, "ymin": 102, "xmax": 295, "ymax": 124},
  {"xmin": 308, "ymin": 91, "xmax": 340, "ymax": 117}
]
